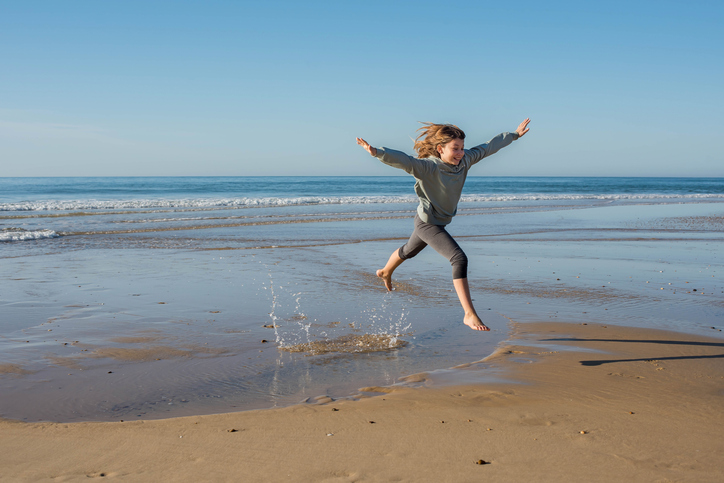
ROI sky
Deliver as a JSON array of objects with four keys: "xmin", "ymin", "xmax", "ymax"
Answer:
[{"xmin": 1, "ymin": 0, "xmax": 722, "ymax": 177}]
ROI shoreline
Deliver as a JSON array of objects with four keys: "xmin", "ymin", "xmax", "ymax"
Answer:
[{"xmin": 3, "ymin": 321, "xmax": 723, "ymax": 482}]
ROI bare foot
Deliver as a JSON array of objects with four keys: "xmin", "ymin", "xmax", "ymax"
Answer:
[
  {"xmin": 464, "ymin": 313, "xmax": 490, "ymax": 331},
  {"xmin": 376, "ymin": 269, "xmax": 392, "ymax": 291}
]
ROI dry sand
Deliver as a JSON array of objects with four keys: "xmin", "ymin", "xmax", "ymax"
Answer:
[{"xmin": 2, "ymin": 321, "xmax": 723, "ymax": 482}]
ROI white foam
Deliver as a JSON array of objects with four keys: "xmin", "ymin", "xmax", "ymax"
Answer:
[
  {"xmin": 1, "ymin": 193, "xmax": 723, "ymax": 212},
  {"xmin": 461, "ymin": 193, "xmax": 724, "ymax": 202},
  {"xmin": 0, "ymin": 229, "xmax": 59, "ymax": 242},
  {"xmin": 0, "ymin": 196, "xmax": 417, "ymax": 212}
]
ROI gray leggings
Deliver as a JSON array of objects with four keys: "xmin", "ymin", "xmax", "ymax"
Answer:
[{"xmin": 398, "ymin": 215, "xmax": 468, "ymax": 280}]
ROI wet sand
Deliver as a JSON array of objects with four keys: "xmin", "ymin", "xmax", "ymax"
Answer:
[
  {"xmin": 2, "ymin": 321, "xmax": 722, "ymax": 482},
  {"xmin": 2, "ymin": 200, "xmax": 723, "ymax": 422}
]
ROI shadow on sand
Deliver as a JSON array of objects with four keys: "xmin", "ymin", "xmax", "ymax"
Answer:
[{"xmin": 540, "ymin": 337, "xmax": 724, "ymax": 367}]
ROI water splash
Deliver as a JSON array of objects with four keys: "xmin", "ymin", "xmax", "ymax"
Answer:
[
  {"xmin": 262, "ymin": 262, "xmax": 311, "ymax": 348},
  {"xmin": 262, "ymin": 261, "xmax": 411, "ymax": 355},
  {"xmin": 266, "ymin": 268, "xmax": 281, "ymax": 343},
  {"xmin": 280, "ymin": 333, "xmax": 407, "ymax": 355}
]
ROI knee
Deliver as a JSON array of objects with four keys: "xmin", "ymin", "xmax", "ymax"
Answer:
[
  {"xmin": 450, "ymin": 250, "xmax": 468, "ymax": 279},
  {"xmin": 450, "ymin": 250, "xmax": 467, "ymax": 267},
  {"xmin": 399, "ymin": 245, "xmax": 424, "ymax": 260}
]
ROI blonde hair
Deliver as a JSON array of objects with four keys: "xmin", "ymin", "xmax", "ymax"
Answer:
[{"xmin": 413, "ymin": 123, "xmax": 466, "ymax": 159}]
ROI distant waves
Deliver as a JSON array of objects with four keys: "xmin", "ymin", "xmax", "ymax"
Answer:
[{"xmin": 3, "ymin": 193, "xmax": 724, "ymax": 212}]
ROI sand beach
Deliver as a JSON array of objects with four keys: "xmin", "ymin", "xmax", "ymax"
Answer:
[{"xmin": 2, "ymin": 321, "xmax": 723, "ymax": 482}]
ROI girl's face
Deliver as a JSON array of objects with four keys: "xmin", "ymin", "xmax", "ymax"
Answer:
[{"xmin": 437, "ymin": 138, "xmax": 465, "ymax": 166}]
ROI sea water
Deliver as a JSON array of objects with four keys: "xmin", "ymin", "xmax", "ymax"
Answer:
[{"xmin": 1, "ymin": 176, "xmax": 723, "ymax": 422}]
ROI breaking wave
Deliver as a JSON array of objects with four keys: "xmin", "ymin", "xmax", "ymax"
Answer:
[
  {"xmin": 0, "ymin": 228, "xmax": 60, "ymax": 242},
  {"xmin": 2, "ymin": 193, "xmax": 723, "ymax": 212}
]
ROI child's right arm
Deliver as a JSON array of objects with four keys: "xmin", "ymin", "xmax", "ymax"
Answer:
[
  {"xmin": 356, "ymin": 138, "xmax": 377, "ymax": 157},
  {"xmin": 356, "ymin": 138, "xmax": 432, "ymax": 177}
]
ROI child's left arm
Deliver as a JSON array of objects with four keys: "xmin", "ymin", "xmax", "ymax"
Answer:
[
  {"xmin": 468, "ymin": 118, "xmax": 530, "ymax": 166},
  {"xmin": 516, "ymin": 118, "xmax": 531, "ymax": 137}
]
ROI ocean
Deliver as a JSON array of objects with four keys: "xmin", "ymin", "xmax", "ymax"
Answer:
[
  {"xmin": 2, "ymin": 176, "xmax": 723, "ymax": 422},
  {"xmin": 3, "ymin": 176, "xmax": 723, "ymax": 245}
]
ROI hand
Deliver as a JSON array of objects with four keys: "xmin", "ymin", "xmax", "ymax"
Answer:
[
  {"xmin": 356, "ymin": 137, "xmax": 377, "ymax": 157},
  {"xmin": 515, "ymin": 118, "xmax": 531, "ymax": 138}
]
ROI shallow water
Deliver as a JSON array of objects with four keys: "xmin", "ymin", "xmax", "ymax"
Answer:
[{"xmin": 1, "ymin": 177, "xmax": 723, "ymax": 422}]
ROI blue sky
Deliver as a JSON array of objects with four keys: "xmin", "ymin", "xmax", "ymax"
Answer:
[{"xmin": 1, "ymin": 0, "xmax": 722, "ymax": 177}]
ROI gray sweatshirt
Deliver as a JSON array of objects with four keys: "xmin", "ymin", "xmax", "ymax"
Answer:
[{"xmin": 374, "ymin": 132, "xmax": 519, "ymax": 225}]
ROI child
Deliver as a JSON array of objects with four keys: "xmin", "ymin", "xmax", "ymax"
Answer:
[{"xmin": 356, "ymin": 118, "xmax": 530, "ymax": 331}]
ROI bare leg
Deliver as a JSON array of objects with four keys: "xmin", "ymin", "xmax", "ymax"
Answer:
[
  {"xmin": 453, "ymin": 278, "xmax": 490, "ymax": 331},
  {"xmin": 376, "ymin": 250, "xmax": 404, "ymax": 291}
]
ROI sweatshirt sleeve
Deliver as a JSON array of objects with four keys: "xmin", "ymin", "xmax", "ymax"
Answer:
[
  {"xmin": 374, "ymin": 147, "xmax": 433, "ymax": 178},
  {"xmin": 466, "ymin": 132, "xmax": 519, "ymax": 167}
]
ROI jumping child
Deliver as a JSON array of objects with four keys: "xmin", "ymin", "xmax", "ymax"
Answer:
[{"xmin": 356, "ymin": 118, "xmax": 530, "ymax": 331}]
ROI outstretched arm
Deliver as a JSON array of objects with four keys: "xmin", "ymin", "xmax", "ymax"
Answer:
[
  {"xmin": 356, "ymin": 137, "xmax": 377, "ymax": 157},
  {"xmin": 516, "ymin": 118, "xmax": 531, "ymax": 138},
  {"xmin": 467, "ymin": 118, "xmax": 531, "ymax": 166},
  {"xmin": 356, "ymin": 138, "xmax": 433, "ymax": 177}
]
